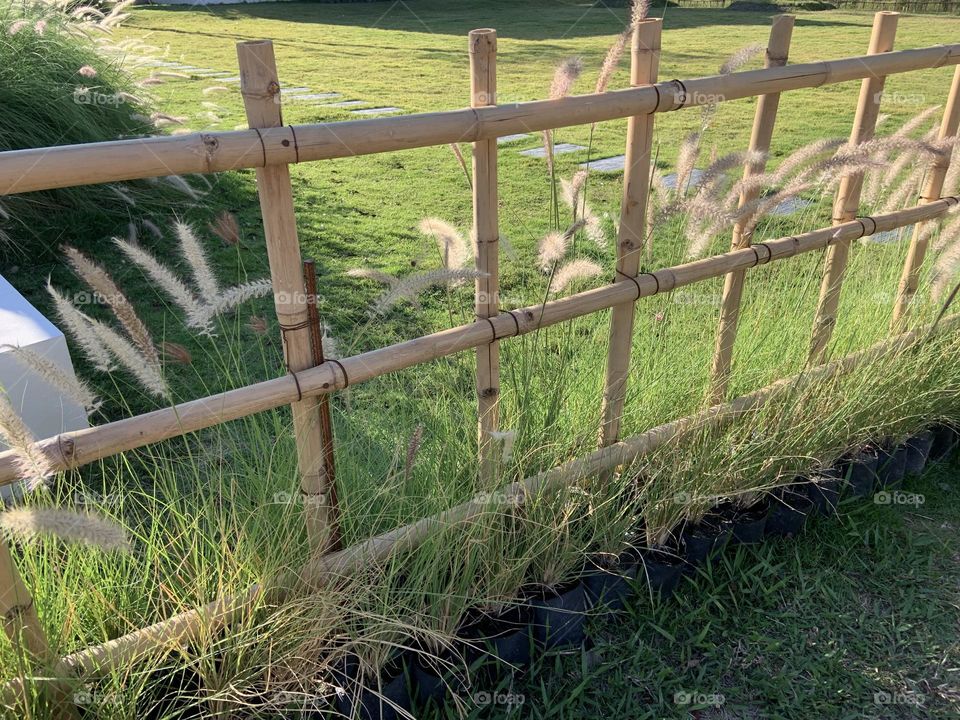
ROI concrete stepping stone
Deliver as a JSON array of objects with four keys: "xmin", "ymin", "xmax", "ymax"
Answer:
[
  {"xmin": 769, "ymin": 196, "xmax": 813, "ymax": 216},
  {"xmin": 520, "ymin": 143, "xmax": 586, "ymax": 158},
  {"xmin": 326, "ymin": 100, "xmax": 369, "ymax": 108},
  {"xmin": 497, "ymin": 133, "xmax": 530, "ymax": 145},
  {"xmin": 581, "ymin": 155, "xmax": 625, "ymax": 172},
  {"xmin": 220, "ymin": 77, "xmax": 241, "ymax": 83},
  {"xmin": 282, "ymin": 87, "xmax": 313, "ymax": 94},
  {"xmin": 290, "ymin": 93, "xmax": 343, "ymax": 101},
  {"xmin": 660, "ymin": 169, "xmax": 705, "ymax": 189},
  {"xmin": 861, "ymin": 225, "xmax": 914, "ymax": 245},
  {"xmin": 350, "ymin": 107, "xmax": 402, "ymax": 116}
]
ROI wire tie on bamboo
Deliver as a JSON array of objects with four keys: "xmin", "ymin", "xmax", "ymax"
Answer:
[
  {"xmin": 638, "ymin": 272, "xmax": 660, "ymax": 294},
  {"xmin": 650, "ymin": 85, "xmax": 663, "ymax": 113},
  {"xmin": 252, "ymin": 128, "xmax": 268, "ymax": 168},
  {"xmin": 857, "ymin": 215, "xmax": 878, "ymax": 238},
  {"xmin": 289, "ymin": 125, "xmax": 301, "ymax": 164},
  {"xmin": 326, "ymin": 358, "xmax": 350, "ymax": 389},
  {"xmin": 2, "ymin": 600, "xmax": 34, "ymax": 623},
  {"xmin": 616, "ymin": 269, "xmax": 644, "ymax": 301},
  {"xmin": 752, "ymin": 243, "xmax": 773, "ymax": 266},
  {"xmin": 668, "ymin": 79, "xmax": 689, "ymax": 110},
  {"xmin": 287, "ymin": 370, "xmax": 304, "ymax": 402}
]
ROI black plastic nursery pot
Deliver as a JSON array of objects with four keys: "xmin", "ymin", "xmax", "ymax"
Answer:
[
  {"xmin": 730, "ymin": 500, "xmax": 770, "ymax": 544},
  {"xmin": 679, "ymin": 516, "xmax": 731, "ymax": 568},
  {"xmin": 765, "ymin": 485, "xmax": 814, "ymax": 538},
  {"xmin": 334, "ymin": 655, "xmax": 411, "ymax": 720},
  {"xmin": 930, "ymin": 423, "xmax": 960, "ymax": 463},
  {"xmin": 583, "ymin": 552, "xmax": 639, "ymax": 611},
  {"xmin": 410, "ymin": 651, "xmax": 467, "ymax": 708},
  {"xmin": 904, "ymin": 430, "xmax": 935, "ymax": 477},
  {"xmin": 840, "ymin": 448, "xmax": 879, "ymax": 498},
  {"xmin": 807, "ymin": 468, "xmax": 842, "ymax": 517},
  {"xmin": 457, "ymin": 604, "xmax": 534, "ymax": 677},
  {"xmin": 528, "ymin": 580, "xmax": 590, "ymax": 650},
  {"xmin": 877, "ymin": 442, "xmax": 909, "ymax": 490},
  {"xmin": 635, "ymin": 547, "xmax": 683, "ymax": 598}
]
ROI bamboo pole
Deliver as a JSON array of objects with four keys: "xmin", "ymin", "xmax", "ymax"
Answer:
[
  {"xmin": 1, "ymin": 196, "xmax": 954, "ymax": 488},
  {"xmin": 237, "ymin": 41, "xmax": 337, "ymax": 554},
  {"xmin": 0, "ymin": 541, "xmax": 78, "ymax": 718},
  {"xmin": 7, "ymin": 309, "xmax": 959, "ymax": 702},
  {"xmin": 808, "ymin": 12, "xmax": 900, "ymax": 365},
  {"xmin": 707, "ymin": 15, "xmax": 795, "ymax": 405},
  {"xmin": 599, "ymin": 18, "xmax": 661, "ymax": 451},
  {"xmin": 891, "ymin": 64, "xmax": 960, "ymax": 327},
  {"xmin": 0, "ymin": 45, "xmax": 957, "ymax": 196},
  {"xmin": 303, "ymin": 259, "xmax": 342, "ymax": 552},
  {"xmin": 470, "ymin": 29, "xmax": 501, "ymax": 484}
]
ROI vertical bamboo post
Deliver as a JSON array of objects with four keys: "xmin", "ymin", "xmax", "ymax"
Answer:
[
  {"xmin": 303, "ymin": 259, "xmax": 342, "ymax": 552},
  {"xmin": 599, "ymin": 19, "xmax": 661, "ymax": 451},
  {"xmin": 237, "ymin": 41, "xmax": 337, "ymax": 554},
  {"xmin": 706, "ymin": 15, "xmax": 795, "ymax": 405},
  {"xmin": 808, "ymin": 11, "xmax": 899, "ymax": 365},
  {"xmin": 891, "ymin": 65, "xmax": 960, "ymax": 327},
  {"xmin": 0, "ymin": 541, "xmax": 77, "ymax": 718},
  {"xmin": 470, "ymin": 29, "xmax": 501, "ymax": 484}
]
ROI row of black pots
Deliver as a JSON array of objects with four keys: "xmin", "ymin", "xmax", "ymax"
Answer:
[{"xmin": 329, "ymin": 422, "xmax": 959, "ymax": 719}]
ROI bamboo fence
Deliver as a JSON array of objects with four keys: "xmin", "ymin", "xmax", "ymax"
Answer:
[{"xmin": 2, "ymin": 12, "xmax": 960, "ymax": 712}]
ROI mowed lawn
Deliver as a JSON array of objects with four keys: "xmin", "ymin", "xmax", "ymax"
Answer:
[{"xmin": 72, "ymin": 5, "xmax": 960, "ymax": 718}]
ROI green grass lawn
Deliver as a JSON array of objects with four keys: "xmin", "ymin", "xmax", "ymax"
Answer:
[{"xmin": 3, "ymin": 3, "xmax": 960, "ymax": 718}]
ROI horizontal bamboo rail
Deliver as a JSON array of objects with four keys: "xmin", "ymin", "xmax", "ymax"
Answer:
[
  {"xmin": 7, "ymin": 309, "xmax": 956, "ymax": 703},
  {"xmin": 1, "ymin": 45, "xmax": 958, "ymax": 196},
  {"xmin": 1, "ymin": 196, "xmax": 955, "ymax": 487}
]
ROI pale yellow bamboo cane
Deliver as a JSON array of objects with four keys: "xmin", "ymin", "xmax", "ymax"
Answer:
[
  {"xmin": 808, "ymin": 12, "xmax": 900, "ymax": 365},
  {"xmin": 599, "ymin": 19, "xmax": 661, "ymax": 451},
  {"xmin": 891, "ymin": 64, "xmax": 960, "ymax": 327},
  {"xmin": 707, "ymin": 14, "xmax": 795, "ymax": 405},
  {"xmin": 470, "ymin": 29, "xmax": 501, "ymax": 485},
  {"xmin": 0, "ymin": 45, "xmax": 957, "ymax": 195},
  {"xmin": 237, "ymin": 41, "xmax": 337, "ymax": 554},
  {"xmin": 0, "ymin": 541, "xmax": 79, "ymax": 718},
  {"xmin": 6, "ymin": 309, "xmax": 958, "ymax": 704},
  {"xmin": 0, "ymin": 198, "xmax": 956, "ymax": 488}
]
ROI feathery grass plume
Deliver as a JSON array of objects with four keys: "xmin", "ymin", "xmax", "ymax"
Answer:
[
  {"xmin": 141, "ymin": 218, "xmax": 163, "ymax": 239},
  {"xmin": 137, "ymin": 77, "xmax": 165, "ymax": 88},
  {"xmin": 0, "ymin": 394, "xmax": 54, "ymax": 491},
  {"xmin": 932, "ymin": 210, "xmax": 960, "ymax": 254},
  {"xmin": 538, "ymin": 219, "xmax": 586, "ymax": 271},
  {"xmin": 560, "ymin": 170, "xmax": 590, "ymax": 217},
  {"xmin": 151, "ymin": 111, "xmax": 186, "ymax": 124},
  {"xmin": 1, "ymin": 508, "xmax": 129, "ymax": 551},
  {"xmin": 346, "ymin": 268, "xmax": 400, "ymax": 288},
  {"xmin": 114, "ymin": 237, "xmax": 207, "ymax": 326},
  {"xmin": 549, "ymin": 57, "xmax": 584, "ymax": 100},
  {"xmin": 585, "ymin": 214, "xmax": 607, "ymax": 249},
  {"xmin": 175, "ymin": 220, "xmax": 220, "ymax": 299},
  {"xmin": 769, "ymin": 138, "xmax": 846, "ymax": 185},
  {"xmin": 209, "ymin": 211, "xmax": 241, "ymax": 246},
  {"xmin": 418, "ymin": 218, "xmax": 469, "ymax": 269},
  {"xmin": 88, "ymin": 318, "xmax": 168, "ymax": 398},
  {"xmin": 737, "ymin": 177, "xmax": 817, "ymax": 238},
  {"xmin": 488, "ymin": 429, "xmax": 517, "ymax": 462},
  {"xmin": 674, "ymin": 132, "xmax": 702, "ymax": 198},
  {"xmin": 697, "ymin": 150, "xmax": 765, "ymax": 195},
  {"xmin": 202, "ymin": 85, "xmax": 229, "ymax": 95},
  {"xmin": 880, "ymin": 165, "xmax": 928, "ymax": 214},
  {"xmin": 47, "ymin": 282, "xmax": 114, "ymax": 372},
  {"xmin": 631, "ymin": 0, "xmax": 651, "ymax": 25},
  {"xmin": 162, "ymin": 342, "xmax": 193, "ymax": 365},
  {"xmin": 403, "ymin": 424, "xmax": 424, "ymax": 482},
  {"xmin": 549, "ymin": 258, "xmax": 602, "ymax": 294},
  {"xmin": 373, "ymin": 269, "xmax": 486, "ymax": 314},
  {"xmin": 2, "ymin": 345, "xmax": 99, "ymax": 414},
  {"xmin": 892, "ymin": 105, "xmax": 942, "ymax": 140},
  {"xmin": 944, "ymin": 145, "xmax": 960, "ymax": 196},
  {"xmin": 163, "ymin": 175, "xmax": 202, "ymax": 200},
  {"xmin": 62, "ymin": 245, "xmax": 159, "ymax": 367},
  {"xmin": 108, "ymin": 185, "xmax": 136, "ymax": 206},
  {"xmin": 187, "ymin": 278, "xmax": 273, "ymax": 330},
  {"xmin": 719, "ymin": 43, "xmax": 764, "ymax": 76},
  {"xmin": 247, "ymin": 315, "xmax": 268, "ymax": 334},
  {"xmin": 595, "ymin": 29, "xmax": 630, "ymax": 94},
  {"xmin": 320, "ymin": 322, "xmax": 339, "ymax": 359},
  {"xmin": 932, "ymin": 235, "xmax": 960, "ymax": 302}
]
